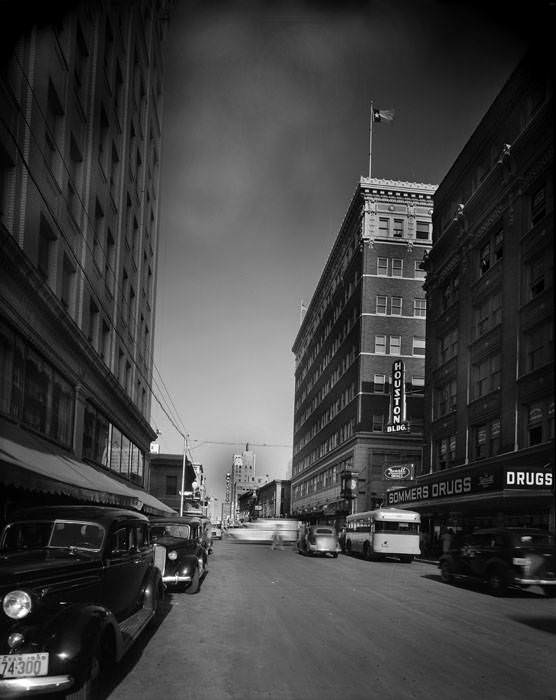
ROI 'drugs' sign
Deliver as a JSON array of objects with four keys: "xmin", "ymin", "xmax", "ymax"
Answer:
[{"xmin": 386, "ymin": 360, "xmax": 410, "ymax": 433}]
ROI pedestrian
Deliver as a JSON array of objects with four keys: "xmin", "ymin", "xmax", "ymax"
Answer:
[
  {"xmin": 441, "ymin": 527, "xmax": 453, "ymax": 554},
  {"xmin": 271, "ymin": 528, "xmax": 283, "ymax": 550}
]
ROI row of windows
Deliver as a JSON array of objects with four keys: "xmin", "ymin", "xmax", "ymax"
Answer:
[
  {"xmin": 375, "ymin": 296, "xmax": 426, "ymax": 317},
  {"xmin": 434, "ymin": 322, "xmax": 553, "ymax": 418},
  {"xmin": 434, "ymin": 399, "xmax": 554, "ymax": 468},
  {"xmin": 83, "ymin": 402, "xmax": 144, "ymax": 484},
  {"xmin": 377, "ymin": 217, "xmax": 431, "ymax": 241},
  {"xmin": 294, "ymin": 381, "xmax": 355, "ymax": 436},
  {"xmin": 375, "ymin": 258, "xmax": 425, "ymax": 279},
  {"xmin": 0, "ymin": 321, "xmax": 144, "ymax": 485},
  {"xmin": 293, "ymin": 418, "xmax": 356, "ymax": 470},
  {"xmin": 371, "ymin": 376, "xmax": 424, "ymax": 393},
  {"xmin": 374, "ymin": 336, "xmax": 425, "ymax": 356},
  {"xmin": 294, "ymin": 382, "xmax": 356, "ymax": 454}
]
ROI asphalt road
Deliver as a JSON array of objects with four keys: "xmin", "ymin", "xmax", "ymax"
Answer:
[{"xmin": 106, "ymin": 538, "xmax": 556, "ymax": 700}]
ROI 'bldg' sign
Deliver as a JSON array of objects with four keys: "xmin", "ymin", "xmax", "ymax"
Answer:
[{"xmin": 387, "ymin": 360, "xmax": 410, "ymax": 433}]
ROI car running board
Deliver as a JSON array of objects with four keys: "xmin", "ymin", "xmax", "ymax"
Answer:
[{"xmin": 119, "ymin": 607, "xmax": 153, "ymax": 653}]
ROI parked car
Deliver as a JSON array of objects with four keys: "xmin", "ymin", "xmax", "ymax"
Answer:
[
  {"xmin": 150, "ymin": 517, "xmax": 207, "ymax": 593},
  {"xmin": 439, "ymin": 527, "xmax": 556, "ymax": 596},
  {"xmin": 211, "ymin": 523, "xmax": 223, "ymax": 540},
  {"xmin": 0, "ymin": 505, "xmax": 162, "ymax": 698},
  {"xmin": 297, "ymin": 525, "xmax": 341, "ymax": 558}
]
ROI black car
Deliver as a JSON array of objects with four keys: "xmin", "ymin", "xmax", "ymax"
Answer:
[
  {"xmin": 0, "ymin": 505, "xmax": 162, "ymax": 698},
  {"xmin": 439, "ymin": 527, "xmax": 556, "ymax": 596},
  {"xmin": 150, "ymin": 517, "xmax": 207, "ymax": 593}
]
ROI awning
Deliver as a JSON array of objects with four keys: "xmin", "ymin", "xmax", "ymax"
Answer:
[{"xmin": 0, "ymin": 420, "xmax": 174, "ymax": 516}]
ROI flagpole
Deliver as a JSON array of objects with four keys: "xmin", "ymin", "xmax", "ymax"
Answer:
[{"xmin": 369, "ymin": 100, "xmax": 373, "ymax": 178}]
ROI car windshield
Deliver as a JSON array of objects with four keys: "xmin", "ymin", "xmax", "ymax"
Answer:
[
  {"xmin": 151, "ymin": 524, "xmax": 191, "ymax": 539},
  {"xmin": 1, "ymin": 520, "xmax": 104, "ymax": 552}
]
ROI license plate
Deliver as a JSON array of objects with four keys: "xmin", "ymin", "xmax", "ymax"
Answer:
[{"xmin": 0, "ymin": 653, "xmax": 49, "ymax": 678}]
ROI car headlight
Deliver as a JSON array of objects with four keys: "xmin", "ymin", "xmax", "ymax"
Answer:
[
  {"xmin": 168, "ymin": 550, "xmax": 178, "ymax": 560},
  {"xmin": 3, "ymin": 590, "xmax": 32, "ymax": 619},
  {"xmin": 512, "ymin": 557, "xmax": 530, "ymax": 566}
]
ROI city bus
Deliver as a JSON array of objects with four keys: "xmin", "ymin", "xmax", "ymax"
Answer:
[{"xmin": 345, "ymin": 508, "xmax": 420, "ymax": 562}]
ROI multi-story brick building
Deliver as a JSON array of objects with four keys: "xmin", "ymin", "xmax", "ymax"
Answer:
[
  {"xmin": 0, "ymin": 0, "xmax": 174, "ymax": 518},
  {"xmin": 386, "ymin": 51, "xmax": 554, "ymax": 538},
  {"xmin": 291, "ymin": 178, "xmax": 436, "ymax": 527}
]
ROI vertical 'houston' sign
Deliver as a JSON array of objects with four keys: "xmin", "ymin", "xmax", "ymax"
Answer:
[{"xmin": 387, "ymin": 360, "xmax": 410, "ymax": 433}]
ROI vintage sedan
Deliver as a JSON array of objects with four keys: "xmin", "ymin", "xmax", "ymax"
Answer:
[
  {"xmin": 150, "ymin": 517, "xmax": 207, "ymax": 593},
  {"xmin": 297, "ymin": 525, "xmax": 341, "ymax": 558},
  {"xmin": 0, "ymin": 505, "xmax": 162, "ymax": 698},
  {"xmin": 439, "ymin": 527, "xmax": 556, "ymax": 596}
]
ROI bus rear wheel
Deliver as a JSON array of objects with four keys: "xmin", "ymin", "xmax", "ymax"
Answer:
[
  {"xmin": 363, "ymin": 542, "xmax": 371, "ymax": 560},
  {"xmin": 400, "ymin": 554, "xmax": 414, "ymax": 563}
]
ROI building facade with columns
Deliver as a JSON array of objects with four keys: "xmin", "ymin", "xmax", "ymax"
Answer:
[
  {"xmin": 291, "ymin": 178, "xmax": 436, "ymax": 528},
  {"xmin": 387, "ymin": 51, "xmax": 554, "ymax": 541}
]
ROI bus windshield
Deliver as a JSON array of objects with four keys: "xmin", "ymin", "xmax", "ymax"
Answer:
[{"xmin": 374, "ymin": 521, "xmax": 419, "ymax": 533}]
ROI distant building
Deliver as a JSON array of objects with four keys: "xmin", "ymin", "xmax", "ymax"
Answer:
[
  {"xmin": 256, "ymin": 479, "xmax": 291, "ymax": 519},
  {"xmin": 0, "ymin": 1, "xmax": 174, "ymax": 518},
  {"xmin": 387, "ymin": 51, "xmax": 554, "ymax": 535},
  {"xmin": 149, "ymin": 453, "xmax": 198, "ymax": 514},
  {"xmin": 291, "ymin": 178, "xmax": 435, "ymax": 527},
  {"xmin": 229, "ymin": 445, "xmax": 268, "ymax": 521}
]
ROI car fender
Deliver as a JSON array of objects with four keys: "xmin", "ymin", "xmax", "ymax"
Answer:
[
  {"xmin": 40, "ymin": 603, "xmax": 121, "ymax": 680},
  {"xmin": 140, "ymin": 563, "xmax": 163, "ymax": 606}
]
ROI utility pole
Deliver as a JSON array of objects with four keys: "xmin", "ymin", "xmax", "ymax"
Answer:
[{"xmin": 179, "ymin": 433, "xmax": 189, "ymax": 517}]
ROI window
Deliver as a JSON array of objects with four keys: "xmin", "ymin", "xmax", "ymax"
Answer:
[
  {"xmin": 524, "ymin": 400, "xmax": 553, "ymax": 447},
  {"xmin": 441, "ymin": 275, "xmax": 459, "ymax": 311},
  {"xmin": 61, "ymin": 254, "xmax": 75, "ymax": 311},
  {"xmin": 414, "ymin": 298, "xmax": 426, "ymax": 317},
  {"xmin": 531, "ymin": 184, "xmax": 546, "ymax": 226},
  {"xmin": 480, "ymin": 241, "xmax": 490, "ymax": 275},
  {"xmin": 391, "ymin": 297, "xmax": 402, "ymax": 315},
  {"xmin": 166, "ymin": 475, "xmax": 178, "ymax": 495},
  {"xmin": 88, "ymin": 298, "xmax": 99, "ymax": 346},
  {"xmin": 434, "ymin": 380, "xmax": 457, "ymax": 418},
  {"xmin": 372, "ymin": 414, "xmax": 384, "ymax": 432},
  {"xmin": 411, "ymin": 376, "xmax": 424, "ymax": 392},
  {"xmin": 105, "ymin": 229, "xmax": 115, "ymax": 295},
  {"xmin": 414, "ymin": 261, "xmax": 425, "ymax": 279},
  {"xmin": 376, "ymin": 295, "xmax": 387, "ymax": 315},
  {"xmin": 524, "ymin": 322, "xmax": 553, "ymax": 373},
  {"xmin": 373, "ymin": 375, "xmax": 386, "ymax": 393},
  {"xmin": 528, "ymin": 258, "xmax": 546, "ymax": 299},
  {"xmin": 37, "ymin": 216, "xmax": 56, "ymax": 281},
  {"xmin": 375, "ymin": 335, "xmax": 386, "ymax": 354},
  {"xmin": 93, "ymin": 200, "xmax": 104, "ymax": 270},
  {"xmin": 74, "ymin": 22, "xmax": 89, "ymax": 98},
  {"xmin": 378, "ymin": 218, "xmax": 389, "ymax": 236},
  {"xmin": 67, "ymin": 136, "xmax": 83, "ymax": 222},
  {"xmin": 100, "ymin": 320, "xmax": 110, "ymax": 363},
  {"xmin": 412, "ymin": 337, "xmax": 425, "ymax": 356},
  {"xmin": 474, "ymin": 293, "xmax": 502, "ymax": 337},
  {"xmin": 471, "ymin": 419, "xmax": 501, "ymax": 460},
  {"xmin": 392, "ymin": 219, "xmax": 403, "ymax": 238},
  {"xmin": 377, "ymin": 258, "xmax": 388, "ymax": 276},
  {"xmin": 439, "ymin": 328, "xmax": 458, "ymax": 363},
  {"xmin": 391, "ymin": 259, "xmax": 403, "ymax": 277},
  {"xmin": 98, "ymin": 107, "xmax": 109, "ymax": 171},
  {"xmin": 416, "ymin": 220, "xmax": 430, "ymax": 240},
  {"xmin": 472, "ymin": 354, "xmax": 501, "ymax": 399},
  {"xmin": 389, "ymin": 335, "xmax": 401, "ymax": 355},
  {"xmin": 436, "ymin": 435, "xmax": 456, "ymax": 469},
  {"xmin": 45, "ymin": 80, "xmax": 64, "ymax": 178}
]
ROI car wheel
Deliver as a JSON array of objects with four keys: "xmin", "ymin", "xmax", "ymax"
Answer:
[
  {"xmin": 486, "ymin": 566, "xmax": 508, "ymax": 596},
  {"xmin": 185, "ymin": 566, "xmax": 201, "ymax": 594},
  {"xmin": 65, "ymin": 638, "xmax": 112, "ymax": 700},
  {"xmin": 542, "ymin": 586, "xmax": 556, "ymax": 598},
  {"xmin": 332, "ymin": 553, "xmax": 338, "ymax": 558},
  {"xmin": 401, "ymin": 554, "xmax": 414, "ymax": 563},
  {"xmin": 440, "ymin": 561, "xmax": 454, "ymax": 584}
]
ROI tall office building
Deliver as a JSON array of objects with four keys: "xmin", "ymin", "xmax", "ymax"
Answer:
[
  {"xmin": 291, "ymin": 178, "xmax": 436, "ymax": 527},
  {"xmin": 386, "ymin": 52, "xmax": 554, "ymax": 535},
  {"xmin": 0, "ymin": 0, "xmax": 174, "ymax": 517}
]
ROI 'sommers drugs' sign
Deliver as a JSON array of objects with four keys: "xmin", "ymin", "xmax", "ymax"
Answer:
[{"xmin": 387, "ymin": 360, "xmax": 410, "ymax": 433}]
